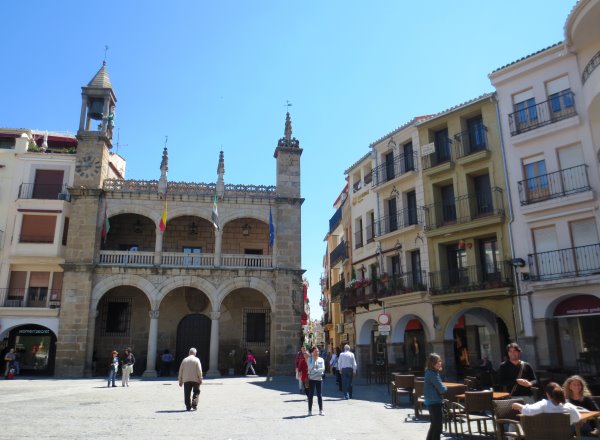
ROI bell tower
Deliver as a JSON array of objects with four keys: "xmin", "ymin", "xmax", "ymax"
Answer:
[{"xmin": 75, "ymin": 61, "xmax": 116, "ymax": 189}]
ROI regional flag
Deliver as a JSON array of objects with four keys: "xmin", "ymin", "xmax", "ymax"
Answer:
[
  {"xmin": 159, "ymin": 197, "xmax": 168, "ymax": 232},
  {"xmin": 269, "ymin": 206, "xmax": 275, "ymax": 247},
  {"xmin": 212, "ymin": 196, "xmax": 219, "ymax": 230},
  {"xmin": 101, "ymin": 201, "xmax": 110, "ymax": 242}
]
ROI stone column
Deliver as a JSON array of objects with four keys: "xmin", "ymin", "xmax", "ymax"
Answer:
[
  {"xmin": 154, "ymin": 229, "xmax": 163, "ymax": 266},
  {"xmin": 84, "ymin": 310, "xmax": 99, "ymax": 377},
  {"xmin": 143, "ymin": 309, "xmax": 159, "ymax": 377},
  {"xmin": 206, "ymin": 311, "xmax": 221, "ymax": 377},
  {"xmin": 214, "ymin": 229, "xmax": 223, "ymax": 266}
]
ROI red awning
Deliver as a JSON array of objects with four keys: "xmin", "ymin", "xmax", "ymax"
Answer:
[
  {"xmin": 554, "ymin": 295, "xmax": 600, "ymax": 317},
  {"xmin": 405, "ymin": 319, "xmax": 422, "ymax": 331},
  {"xmin": 454, "ymin": 315, "xmax": 466, "ymax": 329}
]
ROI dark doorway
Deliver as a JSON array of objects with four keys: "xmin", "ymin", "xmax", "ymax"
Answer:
[
  {"xmin": 5, "ymin": 324, "xmax": 57, "ymax": 375},
  {"xmin": 176, "ymin": 314, "xmax": 211, "ymax": 372}
]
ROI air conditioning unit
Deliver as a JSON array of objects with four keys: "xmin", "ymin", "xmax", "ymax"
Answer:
[{"xmin": 336, "ymin": 323, "xmax": 344, "ymax": 334}]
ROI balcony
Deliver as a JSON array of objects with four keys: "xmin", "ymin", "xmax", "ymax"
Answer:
[
  {"xmin": 372, "ymin": 153, "xmax": 418, "ymax": 187},
  {"xmin": 377, "ymin": 271, "xmax": 427, "ymax": 298},
  {"xmin": 329, "ymin": 240, "xmax": 347, "ymax": 267},
  {"xmin": 19, "ymin": 183, "xmax": 71, "ymax": 201},
  {"xmin": 98, "ymin": 251, "xmax": 272, "ymax": 268},
  {"xmin": 508, "ymin": 90, "xmax": 577, "ymax": 136},
  {"xmin": 375, "ymin": 207, "xmax": 422, "ymax": 237},
  {"xmin": 454, "ymin": 126, "xmax": 488, "ymax": 159},
  {"xmin": 528, "ymin": 243, "xmax": 600, "ymax": 282},
  {"xmin": 422, "ymin": 137, "xmax": 452, "ymax": 170},
  {"xmin": 329, "ymin": 205, "xmax": 342, "ymax": 233},
  {"xmin": 423, "ymin": 187, "xmax": 504, "ymax": 231},
  {"xmin": 517, "ymin": 164, "xmax": 590, "ymax": 205},
  {"xmin": 330, "ymin": 279, "xmax": 345, "ymax": 303},
  {"xmin": 428, "ymin": 261, "xmax": 513, "ymax": 295},
  {"xmin": 1, "ymin": 288, "xmax": 61, "ymax": 308},
  {"xmin": 341, "ymin": 285, "xmax": 377, "ymax": 310},
  {"xmin": 352, "ymin": 171, "xmax": 372, "ymax": 192}
]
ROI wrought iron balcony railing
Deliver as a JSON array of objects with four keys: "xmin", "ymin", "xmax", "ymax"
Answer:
[
  {"xmin": 372, "ymin": 152, "xmax": 418, "ymax": 187},
  {"xmin": 377, "ymin": 271, "xmax": 428, "ymax": 298},
  {"xmin": 375, "ymin": 207, "xmax": 422, "ymax": 237},
  {"xmin": 508, "ymin": 90, "xmax": 577, "ymax": 136},
  {"xmin": 528, "ymin": 243, "xmax": 600, "ymax": 281},
  {"xmin": 19, "ymin": 183, "xmax": 71, "ymax": 201},
  {"xmin": 454, "ymin": 126, "xmax": 488, "ymax": 159},
  {"xmin": 366, "ymin": 223, "xmax": 375, "ymax": 244},
  {"xmin": 330, "ymin": 240, "xmax": 347, "ymax": 266},
  {"xmin": 422, "ymin": 136, "xmax": 453, "ymax": 170},
  {"xmin": 517, "ymin": 164, "xmax": 590, "ymax": 205},
  {"xmin": 428, "ymin": 261, "xmax": 513, "ymax": 295},
  {"xmin": 423, "ymin": 187, "xmax": 504, "ymax": 231},
  {"xmin": 582, "ymin": 49, "xmax": 600, "ymax": 84},
  {"xmin": 330, "ymin": 279, "xmax": 345, "ymax": 303},
  {"xmin": 1, "ymin": 288, "xmax": 62, "ymax": 308}
]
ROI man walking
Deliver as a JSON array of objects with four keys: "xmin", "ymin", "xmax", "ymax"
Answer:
[
  {"xmin": 337, "ymin": 344, "xmax": 357, "ymax": 399},
  {"xmin": 178, "ymin": 347, "xmax": 203, "ymax": 411}
]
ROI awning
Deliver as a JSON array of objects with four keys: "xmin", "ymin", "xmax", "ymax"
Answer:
[
  {"xmin": 553, "ymin": 294, "xmax": 600, "ymax": 317},
  {"xmin": 405, "ymin": 319, "xmax": 422, "ymax": 331}
]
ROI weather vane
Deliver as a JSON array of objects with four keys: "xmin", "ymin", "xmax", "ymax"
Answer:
[
  {"xmin": 284, "ymin": 100, "xmax": 293, "ymax": 110},
  {"xmin": 103, "ymin": 45, "xmax": 109, "ymax": 63},
  {"xmin": 164, "ymin": 135, "xmax": 168, "ymax": 147}
]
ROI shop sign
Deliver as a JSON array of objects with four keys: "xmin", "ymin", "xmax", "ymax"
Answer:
[
  {"xmin": 554, "ymin": 295, "xmax": 600, "ymax": 317},
  {"xmin": 17, "ymin": 329, "xmax": 50, "ymax": 335},
  {"xmin": 378, "ymin": 324, "xmax": 391, "ymax": 332},
  {"xmin": 420, "ymin": 142, "xmax": 435, "ymax": 156}
]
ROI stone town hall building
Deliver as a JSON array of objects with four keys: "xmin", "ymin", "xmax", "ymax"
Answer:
[{"xmin": 0, "ymin": 63, "xmax": 305, "ymax": 377}]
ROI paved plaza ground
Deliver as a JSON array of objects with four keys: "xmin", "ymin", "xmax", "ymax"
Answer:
[{"xmin": 0, "ymin": 374, "xmax": 455, "ymax": 439}]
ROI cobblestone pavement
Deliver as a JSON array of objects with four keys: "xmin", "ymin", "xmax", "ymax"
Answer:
[{"xmin": 0, "ymin": 374, "xmax": 458, "ymax": 439}]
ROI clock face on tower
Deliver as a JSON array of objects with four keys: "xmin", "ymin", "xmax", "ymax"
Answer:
[{"xmin": 76, "ymin": 154, "xmax": 101, "ymax": 178}]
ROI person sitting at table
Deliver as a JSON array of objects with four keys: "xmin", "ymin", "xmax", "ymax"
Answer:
[
  {"xmin": 563, "ymin": 375, "xmax": 599, "ymax": 435},
  {"xmin": 512, "ymin": 382, "xmax": 581, "ymax": 427}
]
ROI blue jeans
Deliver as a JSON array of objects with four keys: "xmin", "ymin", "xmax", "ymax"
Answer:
[
  {"xmin": 107, "ymin": 368, "xmax": 117, "ymax": 386},
  {"xmin": 341, "ymin": 367, "xmax": 354, "ymax": 399}
]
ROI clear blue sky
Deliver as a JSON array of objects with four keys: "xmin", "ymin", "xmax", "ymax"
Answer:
[{"xmin": 1, "ymin": 1, "xmax": 574, "ymax": 315}]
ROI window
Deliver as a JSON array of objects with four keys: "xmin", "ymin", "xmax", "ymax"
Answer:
[
  {"xmin": 387, "ymin": 197, "xmax": 398, "ymax": 232},
  {"xmin": 385, "ymin": 151, "xmax": 395, "ymax": 181},
  {"xmin": 244, "ymin": 308, "xmax": 270, "ymax": 345},
  {"xmin": 479, "ymin": 238, "xmax": 500, "ymax": 282},
  {"xmin": 0, "ymin": 137, "xmax": 15, "ymax": 149},
  {"xmin": 467, "ymin": 116, "xmax": 486, "ymax": 152},
  {"xmin": 570, "ymin": 219, "xmax": 599, "ymax": 275},
  {"xmin": 410, "ymin": 250, "xmax": 422, "ymax": 288},
  {"xmin": 354, "ymin": 217, "xmax": 363, "ymax": 249},
  {"xmin": 20, "ymin": 215, "xmax": 56, "ymax": 243},
  {"xmin": 513, "ymin": 89, "xmax": 537, "ymax": 130},
  {"xmin": 28, "ymin": 272, "xmax": 50, "ymax": 305},
  {"xmin": 406, "ymin": 191, "xmax": 418, "ymax": 225},
  {"xmin": 532, "ymin": 226, "xmax": 558, "ymax": 278},
  {"xmin": 558, "ymin": 144, "xmax": 586, "ymax": 194},
  {"xmin": 440, "ymin": 184, "xmax": 456, "ymax": 223},
  {"xmin": 62, "ymin": 217, "xmax": 70, "ymax": 246},
  {"xmin": 434, "ymin": 128, "xmax": 451, "ymax": 163},
  {"xmin": 403, "ymin": 142, "xmax": 414, "ymax": 172},
  {"xmin": 523, "ymin": 156, "xmax": 549, "ymax": 202},
  {"xmin": 366, "ymin": 211, "xmax": 375, "ymax": 243},
  {"xmin": 102, "ymin": 298, "xmax": 132, "ymax": 335},
  {"xmin": 33, "ymin": 170, "xmax": 64, "ymax": 199},
  {"xmin": 474, "ymin": 174, "xmax": 492, "ymax": 216},
  {"xmin": 546, "ymin": 76, "xmax": 573, "ymax": 117}
]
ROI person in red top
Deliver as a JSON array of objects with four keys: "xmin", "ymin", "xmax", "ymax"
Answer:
[
  {"xmin": 297, "ymin": 348, "xmax": 309, "ymax": 396},
  {"xmin": 295, "ymin": 346, "xmax": 307, "ymax": 392},
  {"xmin": 244, "ymin": 349, "xmax": 257, "ymax": 375}
]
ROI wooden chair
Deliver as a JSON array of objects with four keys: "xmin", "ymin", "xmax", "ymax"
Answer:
[
  {"xmin": 391, "ymin": 374, "xmax": 414, "ymax": 406},
  {"xmin": 443, "ymin": 399, "xmax": 466, "ymax": 437},
  {"xmin": 520, "ymin": 412, "xmax": 577, "ymax": 440},
  {"xmin": 493, "ymin": 398, "xmax": 524, "ymax": 440},
  {"xmin": 463, "ymin": 390, "xmax": 495, "ymax": 437}
]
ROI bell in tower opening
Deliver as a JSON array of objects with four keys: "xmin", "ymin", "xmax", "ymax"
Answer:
[{"xmin": 78, "ymin": 61, "xmax": 117, "ymax": 142}]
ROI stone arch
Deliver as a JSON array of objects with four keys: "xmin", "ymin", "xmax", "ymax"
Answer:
[
  {"xmin": 391, "ymin": 313, "xmax": 433, "ymax": 344},
  {"xmin": 215, "ymin": 277, "xmax": 276, "ymax": 310},
  {"xmin": 156, "ymin": 276, "xmax": 217, "ymax": 310},
  {"xmin": 442, "ymin": 306, "xmax": 512, "ymax": 341},
  {"xmin": 219, "ymin": 207, "xmax": 270, "ymax": 226},
  {"xmin": 108, "ymin": 204, "xmax": 156, "ymax": 222},
  {"xmin": 357, "ymin": 318, "xmax": 378, "ymax": 345},
  {"xmin": 544, "ymin": 293, "xmax": 600, "ymax": 319},
  {"xmin": 91, "ymin": 274, "xmax": 157, "ymax": 310},
  {"xmin": 162, "ymin": 206, "xmax": 214, "ymax": 227}
]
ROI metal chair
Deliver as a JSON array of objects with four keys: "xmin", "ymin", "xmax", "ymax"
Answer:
[
  {"xmin": 405, "ymin": 379, "xmax": 427, "ymax": 421},
  {"xmin": 492, "ymin": 398, "xmax": 524, "ymax": 440},
  {"xmin": 520, "ymin": 412, "xmax": 577, "ymax": 440}
]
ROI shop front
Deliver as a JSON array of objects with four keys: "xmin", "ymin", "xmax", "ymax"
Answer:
[{"xmin": 5, "ymin": 325, "xmax": 56, "ymax": 375}]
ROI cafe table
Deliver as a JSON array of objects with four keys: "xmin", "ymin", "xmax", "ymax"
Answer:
[{"xmin": 455, "ymin": 391, "xmax": 510, "ymax": 401}]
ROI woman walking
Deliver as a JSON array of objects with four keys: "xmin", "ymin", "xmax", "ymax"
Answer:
[
  {"xmin": 307, "ymin": 346, "xmax": 325, "ymax": 416},
  {"xmin": 107, "ymin": 350, "xmax": 119, "ymax": 387},
  {"xmin": 244, "ymin": 349, "xmax": 257, "ymax": 375},
  {"xmin": 121, "ymin": 348, "xmax": 135, "ymax": 387},
  {"xmin": 424, "ymin": 353, "xmax": 447, "ymax": 440}
]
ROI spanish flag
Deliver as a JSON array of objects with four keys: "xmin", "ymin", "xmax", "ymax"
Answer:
[{"xmin": 159, "ymin": 196, "xmax": 167, "ymax": 232}]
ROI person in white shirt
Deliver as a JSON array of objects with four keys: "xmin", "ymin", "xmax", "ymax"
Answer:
[
  {"xmin": 307, "ymin": 346, "xmax": 325, "ymax": 416},
  {"xmin": 337, "ymin": 344, "xmax": 357, "ymax": 399},
  {"xmin": 512, "ymin": 381, "xmax": 581, "ymax": 426}
]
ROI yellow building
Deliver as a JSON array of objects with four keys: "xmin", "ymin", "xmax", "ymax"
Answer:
[{"xmin": 418, "ymin": 93, "xmax": 516, "ymax": 378}]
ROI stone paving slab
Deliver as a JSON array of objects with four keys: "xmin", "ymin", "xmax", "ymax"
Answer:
[{"xmin": 0, "ymin": 375, "xmax": 457, "ymax": 439}]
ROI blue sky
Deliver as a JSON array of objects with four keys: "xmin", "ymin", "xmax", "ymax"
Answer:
[{"xmin": 1, "ymin": 1, "xmax": 575, "ymax": 315}]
